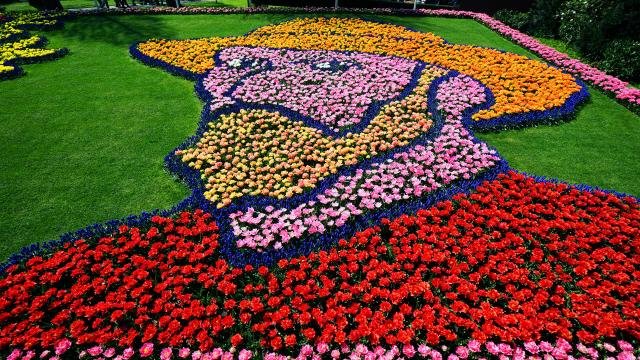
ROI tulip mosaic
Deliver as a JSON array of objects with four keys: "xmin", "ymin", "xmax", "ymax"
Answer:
[
  {"xmin": 2, "ymin": 16, "xmax": 639, "ymax": 360},
  {"xmin": 227, "ymin": 74, "xmax": 499, "ymax": 252},
  {"xmin": 133, "ymin": 17, "xmax": 589, "ymax": 265}
]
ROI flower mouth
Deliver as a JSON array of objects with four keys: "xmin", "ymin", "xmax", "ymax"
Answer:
[{"xmin": 180, "ymin": 57, "xmax": 443, "ymax": 210}]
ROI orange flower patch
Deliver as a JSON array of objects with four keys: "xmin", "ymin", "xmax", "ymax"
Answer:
[{"xmin": 136, "ymin": 17, "xmax": 581, "ymax": 122}]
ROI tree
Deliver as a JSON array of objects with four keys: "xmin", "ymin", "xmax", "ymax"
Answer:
[{"xmin": 28, "ymin": 0, "xmax": 63, "ymax": 10}]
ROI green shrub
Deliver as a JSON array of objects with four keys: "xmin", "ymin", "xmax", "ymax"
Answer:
[
  {"xmin": 559, "ymin": 0, "xmax": 640, "ymax": 59},
  {"xmin": 528, "ymin": 0, "xmax": 565, "ymax": 37},
  {"xmin": 494, "ymin": 9, "xmax": 530, "ymax": 31},
  {"xmin": 600, "ymin": 39, "xmax": 640, "ymax": 82},
  {"xmin": 27, "ymin": 0, "xmax": 62, "ymax": 10},
  {"xmin": 558, "ymin": 0, "xmax": 598, "ymax": 55}
]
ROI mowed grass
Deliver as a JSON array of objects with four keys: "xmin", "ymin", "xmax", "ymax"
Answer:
[
  {"xmin": 1, "ymin": 14, "xmax": 639, "ymax": 260},
  {"xmin": 2, "ymin": 0, "xmax": 96, "ymax": 11},
  {"xmin": 2, "ymin": 0, "xmax": 245, "ymax": 11},
  {"xmin": 182, "ymin": 0, "xmax": 247, "ymax": 8}
]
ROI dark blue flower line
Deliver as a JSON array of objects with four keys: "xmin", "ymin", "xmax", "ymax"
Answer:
[
  {"xmin": 433, "ymin": 38, "xmax": 593, "ymax": 132},
  {"xmin": 463, "ymin": 77, "xmax": 591, "ymax": 132},
  {"xmin": 0, "ymin": 60, "xmax": 24, "ymax": 80},
  {"xmin": 128, "ymin": 41, "xmax": 200, "ymax": 80},
  {"xmin": 0, "ymin": 20, "xmax": 632, "ymax": 274}
]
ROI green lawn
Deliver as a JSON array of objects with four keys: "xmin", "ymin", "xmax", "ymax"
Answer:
[
  {"xmin": 1, "ymin": 0, "xmax": 245, "ymax": 11},
  {"xmin": 182, "ymin": 0, "xmax": 246, "ymax": 7},
  {"xmin": 2, "ymin": 0, "xmax": 96, "ymax": 11},
  {"xmin": 1, "ymin": 14, "xmax": 639, "ymax": 261}
]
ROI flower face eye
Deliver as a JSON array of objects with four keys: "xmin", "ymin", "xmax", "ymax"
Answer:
[
  {"xmin": 225, "ymin": 57, "xmax": 268, "ymax": 69},
  {"xmin": 314, "ymin": 61, "xmax": 331, "ymax": 69},
  {"xmin": 227, "ymin": 58, "xmax": 243, "ymax": 68},
  {"xmin": 311, "ymin": 60, "xmax": 355, "ymax": 72}
]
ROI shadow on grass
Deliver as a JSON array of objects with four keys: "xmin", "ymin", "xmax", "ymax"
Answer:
[{"xmin": 61, "ymin": 15, "xmax": 178, "ymax": 45}]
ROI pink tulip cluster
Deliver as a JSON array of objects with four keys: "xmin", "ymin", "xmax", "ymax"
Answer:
[
  {"xmin": 7, "ymin": 338, "xmax": 638, "ymax": 360},
  {"xmin": 229, "ymin": 75, "xmax": 499, "ymax": 250},
  {"xmin": 204, "ymin": 46, "xmax": 419, "ymax": 132},
  {"xmin": 435, "ymin": 75, "xmax": 487, "ymax": 117},
  {"xmin": 6, "ymin": 342, "xmax": 253, "ymax": 360},
  {"xmin": 6, "ymin": 338, "xmax": 638, "ymax": 360},
  {"xmin": 420, "ymin": 9, "xmax": 640, "ymax": 107}
]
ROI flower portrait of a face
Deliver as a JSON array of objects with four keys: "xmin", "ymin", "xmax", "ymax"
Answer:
[{"xmin": 132, "ymin": 17, "xmax": 587, "ymax": 265}]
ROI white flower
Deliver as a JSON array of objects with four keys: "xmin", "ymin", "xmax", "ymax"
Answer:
[{"xmin": 227, "ymin": 58, "xmax": 242, "ymax": 68}]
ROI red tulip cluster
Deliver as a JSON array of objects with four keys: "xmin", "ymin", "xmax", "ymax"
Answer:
[{"xmin": 0, "ymin": 172, "xmax": 638, "ymax": 354}]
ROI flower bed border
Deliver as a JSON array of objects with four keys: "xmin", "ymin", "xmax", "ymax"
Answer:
[{"xmin": 6, "ymin": 337, "xmax": 640, "ymax": 360}]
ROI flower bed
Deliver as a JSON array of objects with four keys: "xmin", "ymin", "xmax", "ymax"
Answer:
[
  {"xmin": 1, "ymin": 15, "xmax": 639, "ymax": 360},
  {"xmin": 135, "ymin": 17, "xmax": 583, "ymax": 124},
  {"xmin": 1, "ymin": 172, "xmax": 638, "ymax": 358},
  {"xmin": 131, "ymin": 17, "xmax": 589, "ymax": 267},
  {"xmin": 0, "ymin": 11, "xmax": 67, "ymax": 80},
  {"xmin": 429, "ymin": 9, "xmax": 640, "ymax": 110},
  {"xmin": 73, "ymin": 6, "xmax": 640, "ymax": 113}
]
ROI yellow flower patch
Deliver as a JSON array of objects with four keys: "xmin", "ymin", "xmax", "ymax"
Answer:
[{"xmin": 0, "ymin": 11, "xmax": 65, "ymax": 79}]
